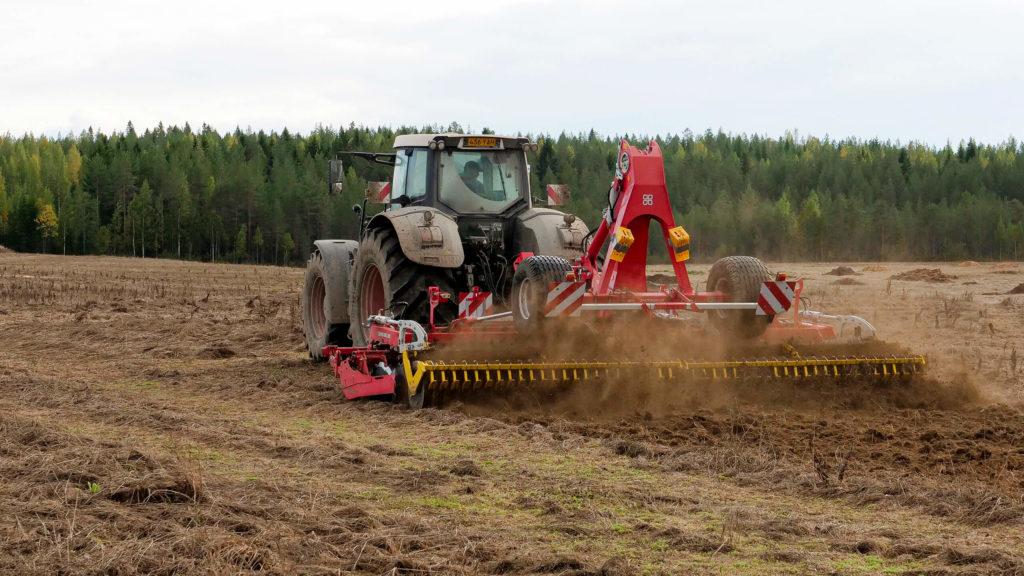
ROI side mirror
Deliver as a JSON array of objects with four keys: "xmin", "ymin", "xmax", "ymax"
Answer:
[
  {"xmin": 546, "ymin": 184, "xmax": 570, "ymax": 206},
  {"xmin": 365, "ymin": 181, "xmax": 391, "ymax": 204},
  {"xmin": 328, "ymin": 159, "xmax": 345, "ymax": 195}
]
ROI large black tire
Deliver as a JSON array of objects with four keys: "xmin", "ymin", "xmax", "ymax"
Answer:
[
  {"xmin": 348, "ymin": 227, "xmax": 457, "ymax": 345},
  {"xmin": 302, "ymin": 250, "xmax": 352, "ymax": 361},
  {"xmin": 705, "ymin": 256, "xmax": 774, "ymax": 339},
  {"xmin": 511, "ymin": 255, "xmax": 574, "ymax": 333}
]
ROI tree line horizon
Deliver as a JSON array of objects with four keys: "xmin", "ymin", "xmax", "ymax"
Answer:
[{"xmin": 2, "ymin": 122, "xmax": 1023, "ymax": 264}]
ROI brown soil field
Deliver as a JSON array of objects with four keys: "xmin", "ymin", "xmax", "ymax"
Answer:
[{"xmin": 2, "ymin": 254, "xmax": 1023, "ymax": 575}]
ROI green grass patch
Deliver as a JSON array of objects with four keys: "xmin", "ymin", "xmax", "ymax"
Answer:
[
  {"xmin": 832, "ymin": 554, "xmax": 927, "ymax": 574},
  {"xmin": 416, "ymin": 495, "xmax": 462, "ymax": 510},
  {"xmin": 289, "ymin": 417, "xmax": 314, "ymax": 430}
]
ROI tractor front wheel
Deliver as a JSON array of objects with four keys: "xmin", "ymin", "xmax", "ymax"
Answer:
[{"xmin": 705, "ymin": 256, "xmax": 773, "ymax": 339}]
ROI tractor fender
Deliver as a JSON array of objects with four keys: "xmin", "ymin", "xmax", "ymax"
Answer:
[
  {"xmin": 313, "ymin": 239, "xmax": 359, "ymax": 325},
  {"xmin": 366, "ymin": 207, "xmax": 465, "ymax": 268},
  {"xmin": 514, "ymin": 208, "xmax": 589, "ymax": 260}
]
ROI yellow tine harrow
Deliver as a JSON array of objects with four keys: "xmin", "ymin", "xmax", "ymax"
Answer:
[{"xmin": 401, "ymin": 354, "xmax": 926, "ymax": 396}]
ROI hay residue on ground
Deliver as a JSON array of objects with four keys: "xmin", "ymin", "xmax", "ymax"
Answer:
[
  {"xmin": 890, "ymin": 268, "xmax": 958, "ymax": 282},
  {"xmin": 824, "ymin": 266, "xmax": 860, "ymax": 276}
]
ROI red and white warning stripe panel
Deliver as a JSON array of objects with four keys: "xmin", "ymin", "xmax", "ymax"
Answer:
[
  {"xmin": 458, "ymin": 291, "xmax": 494, "ymax": 319},
  {"xmin": 546, "ymin": 184, "xmax": 570, "ymax": 206},
  {"xmin": 544, "ymin": 281, "xmax": 586, "ymax": 317},
  {"xmin": 756, "ymin": 280, "xmax": 797, "ymax": 316},
  {"xmin": 365, "ymin": 181, "xmax": 391, "ymax": 203}
]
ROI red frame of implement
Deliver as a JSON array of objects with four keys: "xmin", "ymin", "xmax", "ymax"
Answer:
[
  {"xmin": 326, "ymin": 139, "xmax": 837, "ymax": 400},
  {"xmin": 585, "ymin": 140, "xmax": 693, "ymax": 295}
]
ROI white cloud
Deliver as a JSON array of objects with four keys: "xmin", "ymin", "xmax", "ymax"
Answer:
[{"xmin": 0, "ymin": 0, "xmax": 1021, "ymax": 144}]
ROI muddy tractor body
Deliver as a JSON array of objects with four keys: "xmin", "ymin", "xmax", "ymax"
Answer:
[
  {"xmin": 303, "ymin": 134, "xmax": 586, "ymax": 357},
  {"xmin": 303, "ymin": 136, "xmax": 925, "ymax": 408}
]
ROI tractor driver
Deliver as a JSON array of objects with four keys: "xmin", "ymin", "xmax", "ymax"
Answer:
[{"xmin": 460, "ymin": 161, "xmax": 502, "ymax": 201}]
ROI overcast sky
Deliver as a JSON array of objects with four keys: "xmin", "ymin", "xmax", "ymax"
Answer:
[{"xmin": 1, "ymin": 0, "xmax": 1021, "ymax": 146}]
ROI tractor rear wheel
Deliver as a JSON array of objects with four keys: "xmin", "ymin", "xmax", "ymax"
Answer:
[
  {"xmin": 511, "ymin": 255, "xmax": 573, "ymax": 332},
  {"xmin": 302, "ymin": 250, "xmax": 352, "ymax": 361},
  {"xmin": 705, "ymin": 256, "xmax": 773, "ymax": 339},
  {"xmin": 348, "ymin": 226, "xmax": 457, "ymax": 345}
]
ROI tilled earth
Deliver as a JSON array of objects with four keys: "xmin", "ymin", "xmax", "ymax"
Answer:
[{"xmin": 1, "ymin": 254, "xmax": 1023, "ymax": 575}]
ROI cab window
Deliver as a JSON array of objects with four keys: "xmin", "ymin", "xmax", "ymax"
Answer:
[
  {"xmin": 404, "ymin": 149, "xmax": 428, "ymax": 201},
  {"xmin": 438, "ymin": 150, "xmax": 524, "ymax": 213},
  {"xmin": 389, "ymin": 152, "xmax": 407, "ymax": 205},
  {"xmin": 390, "ymin": 149, "xmax": 427, "ymax": 206}
]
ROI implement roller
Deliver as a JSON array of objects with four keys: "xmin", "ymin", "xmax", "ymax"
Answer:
[{"xmin": 306, "ymin": 135, "xmax": 925, "ymax": 408}]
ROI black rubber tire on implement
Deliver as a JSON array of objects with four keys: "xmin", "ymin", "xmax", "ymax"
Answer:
[
  {"xmin": 705, "ymin": 255, "xmax": 774, "ymax": 339},
  {"xmin": 302, "ymin": 250, "xmax": 352, "ymax": 361},
  {"xmin": 348, "ymin": 226, "xmax": 457, "ymax": 346},
  {"xmin": 511, "ymin": 255, "xmax": 574, "ymax": 333}
]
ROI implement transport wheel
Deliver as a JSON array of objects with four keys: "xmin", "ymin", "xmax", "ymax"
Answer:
[
  {"xmin": 348, "ymin": 226, "xmax": 457, "ymax": 345},
  {"xmin": 302, "ymin": 250, "xmax": 351, "ymax": 361},
  {"xmin": 706, "ymin": 255, "xmax": 774, "ymax": 339},
  {"xmin": 511, "ymin": 255, "xmax": 573, "ymax": 332}
]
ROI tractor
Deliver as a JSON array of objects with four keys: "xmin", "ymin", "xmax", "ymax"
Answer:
[
  {"xmin": 302, "ymin": 135, "xmax": 923, "ymax": 408},
  {"xmin": 302, "ymin": 133, "xmax": 588, "ymax": 359}
]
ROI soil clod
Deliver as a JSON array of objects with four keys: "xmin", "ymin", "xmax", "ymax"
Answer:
[
  {"xmin": 890, "ymin": 268, "xmax": 958, "ymax": 282},
  {"xmin": 450, "ymin": 459, "xmax": 482, "ymax": 476}
]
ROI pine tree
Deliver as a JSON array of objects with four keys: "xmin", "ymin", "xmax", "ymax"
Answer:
[
  {"xmin": 797, "ymin": 191, "xmax": 824, "ymax": 259},
  {"xmin": 129, "ymin": 180, "xmax": 157, "ymax": 257},
  {"xmin": 0, "ymin": 170, "xmax": 7, "ymax": 236},
  {"xmin": 233, "ymin": 224, "xmax": 248, "ymax": 262},
  {"xmin": 253, "ymin": 226, "xmax": 264, "ymax": 263},
  {"xmin": 280, "ymin": 231, "xmax": 295, "ymax": 264}
]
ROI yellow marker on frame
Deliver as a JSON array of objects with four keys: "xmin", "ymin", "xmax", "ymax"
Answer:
[
  {"xmin": 609, "ymin": 227, "xmax": 634, "ymax": 262},
  {"xmin": 668, "ymin": 226, "xmax": 690, "ymax": 262}
]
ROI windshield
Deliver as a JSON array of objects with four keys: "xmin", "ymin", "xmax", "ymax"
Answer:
[{"xmin": 438, "ymin": 150, "xmax": 525, "ymax": 213}]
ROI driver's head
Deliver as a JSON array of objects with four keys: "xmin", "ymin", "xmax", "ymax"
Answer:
[{"xmin": 462, "ymin": 161, "xmax": 481, "ymax": 179}]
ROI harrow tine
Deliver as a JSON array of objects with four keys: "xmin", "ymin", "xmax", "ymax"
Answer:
[{"xmin": 404, "ymin": 353, "xmax": 926, "ymax": 393}]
